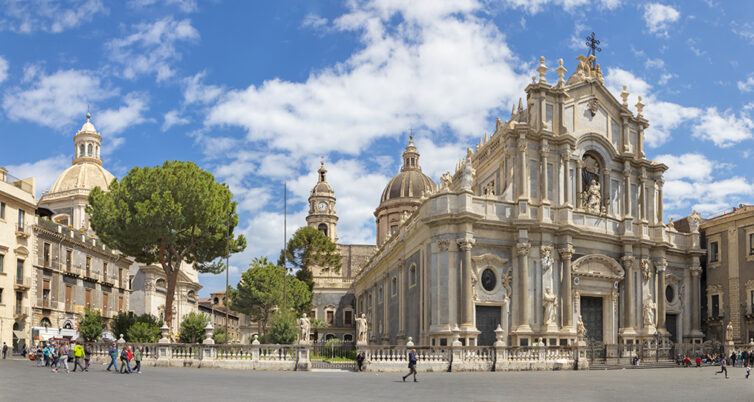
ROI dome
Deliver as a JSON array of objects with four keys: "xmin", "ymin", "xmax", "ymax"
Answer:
[
  {"xmin": 380, "ymin": 170, "xmax": 435, "ymax": 203},
  {"xmin": 311, "ymin": 162, "xmax": 333, "ymax": 195},
  {"xmin": 80, "ymin": 113, "xmax": 96, "ymax": 133},
  {"xmin": 50, "ymin": 162, "xmax": 116, "ymax": 193}
]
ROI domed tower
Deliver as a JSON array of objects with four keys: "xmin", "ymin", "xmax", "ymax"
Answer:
[
  {"xmin": 375, "ymin": 136, "xmax": 436, "ymax": 245},
  {"xmin": 306, "ymin": 162, "xmax": 338, "ymax": 243},
  {"xmin": 39, "ymin": 113, "xmax": 116, "ymax": 230}
]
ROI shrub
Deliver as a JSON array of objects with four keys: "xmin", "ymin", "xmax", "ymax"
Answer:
[
  {"xmin": 268, "ymin": 311, "xmax": 297, "ymax": 344},
  {"xmin": 127, "ymin": 322, "xmax": 162, "ymax": 343},
  {"xmin": 79, "ymin": 308, "xmax": 105, "ymax": 342},
  {"xmin": 179, "ymin": 312, "xmax": 209, "ymax": 343}
]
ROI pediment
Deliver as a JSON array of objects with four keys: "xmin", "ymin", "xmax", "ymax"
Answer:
[
  {"xmin": 572, "ymin": 254, "xmax": 624, "ymax": 280},
  {"xmin": 471, "ymin": 253, "xmax": 508, "ymax": 269}
]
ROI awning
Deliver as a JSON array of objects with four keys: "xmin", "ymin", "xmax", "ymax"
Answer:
[{"xmin": 13, "ymin": 330, "xmax": 26, "ymax": 339}]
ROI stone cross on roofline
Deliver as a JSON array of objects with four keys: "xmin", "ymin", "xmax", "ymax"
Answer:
[{"xmin": 585, "ymin": 32, "xmax": 601, "ymax": 67}]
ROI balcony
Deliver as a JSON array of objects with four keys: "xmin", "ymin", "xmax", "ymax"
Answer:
[
  {"xmin": 101, "ymin": 276, "xmax": 115, "ymax": 286},
  {"xmin": 14, "ymin": 305, "xmax": 29, "ymax": 319},
  {"xmin": 14, "ymin": 277, "xmax": 31, "ymax": 290},
  {"xmin": 15, "ymin": 223, "xmax": 32, "ymax": 239}
]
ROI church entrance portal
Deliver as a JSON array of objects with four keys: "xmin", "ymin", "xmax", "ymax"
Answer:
[
  {"xmin": 580, "ymin": 296, "xmax": 603, "ymax": 342},
  {"xmin": 475, "ymin": 305, "xmax": 501, "ymax": 346},
  {"xmin": 665, "ymin": 313, "xmax": 678, "ymax": 343}
]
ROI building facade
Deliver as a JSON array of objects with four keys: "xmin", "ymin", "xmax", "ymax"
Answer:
[
  {"xmin": 198, "ymin": 291, "xmax": 241, "ymax": 342},
  {"xmin": 349, "ymin": 55, "xmax": 705, "ymax": 347},
  {"xmin": 307, "ymin": 163, "xmax": 373, "ymax": 341},
  {"xmin": 0, "ymin": 167, "xmax": 36, "ymax": 351},
  {"xmin": 699, "ymin": 204, "xmax": 754, "ymax": 343},
  {"xmin": 129, "ymin": 262, "xmax": 201, "ymax": 332}
]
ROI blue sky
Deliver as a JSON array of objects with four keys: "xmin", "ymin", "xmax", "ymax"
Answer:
[{"xmin": 1, "ymin": 0, "xmax": 753, "ymax": 296}]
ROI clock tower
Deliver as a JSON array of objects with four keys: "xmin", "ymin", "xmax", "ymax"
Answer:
[{"xmin": 306, "ymin": 162, "xmax": 338, "ymax": 243}]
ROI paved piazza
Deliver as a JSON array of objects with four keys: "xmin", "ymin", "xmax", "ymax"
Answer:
[{"xmin": 1, "ymin": 359, "xmax": 753, "ymax": 401}]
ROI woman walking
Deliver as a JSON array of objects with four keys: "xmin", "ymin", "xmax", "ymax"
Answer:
[
  {"xmin": 83, "ymin": 343, "xmax": 91, "ymax": 372},
  {"xmin": 133, "ymin": 346, "xmax": 142, "ymax": 374}
]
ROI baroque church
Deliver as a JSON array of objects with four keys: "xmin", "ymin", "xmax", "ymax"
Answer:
[{"xmin": 308, "ymin": 54, "xmax": 705, "ymax": 348}]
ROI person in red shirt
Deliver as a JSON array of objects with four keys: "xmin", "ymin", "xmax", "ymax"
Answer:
[{"xmin": 696, "ymin": 356, "xmax": 702, "ymax": 367}]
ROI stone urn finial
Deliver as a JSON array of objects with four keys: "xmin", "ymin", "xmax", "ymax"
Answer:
[
  {"xmin": 117, "ymin": 334, "xmax": 126, "ymax": 344},
  {"xmin": 493, "ymin": 324, "xmax": 506, "ymax": 347},
  {"xmin": 252, "ymin": 334, "xmax": 260, "ymax": 345},
  {"xmin": 203, "ymin": 322, "xmax": 215, "ymax": 345},
  {"xmin": 406, "ymin": 337, "xmax": 414, "ymax": 347},
  {"xmin": 159, "ymin": 323, "xmax": 171, "ymax": 344}
]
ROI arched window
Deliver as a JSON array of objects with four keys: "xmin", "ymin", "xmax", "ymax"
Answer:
[
  {"xmin": 40, "ymin": 317, "xmax": 52, "ymax": 328},
  {"xmin": 187, "ymin": 291, "xmax": 196, "ymax": 303},
  {"xmin": 79, "ymin": 144, "xmax": 85, "ymax": 157},
  {"xmin": 155, "ymin": 279, "xmax": 167, "ymax": 293},
  {"xmin": 318, "ymin": 223, "xmax": 328, "ymax": 237},
  {"xmin": 87, "ymin": 144, "xmax": 93, "ymax": 156},
  {"xmin": 343, "ymin": 334, "xmax": 353, "ymax": 342},
  {"xmin": 63, "ymin": 320, "xmax": 73, "ymax": 329},
  {"xmin": 325, "ymin": 334, "xmax": 336, "ymax": 341}
]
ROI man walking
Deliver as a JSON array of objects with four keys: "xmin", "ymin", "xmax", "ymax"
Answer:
[
  {"xmin": 83, "ymin": 343, "xmax": 91, "ymax": 372},
  {"xmin": 402, "ymin": 348, "xmax": 418, "ymax": 382},
  {"xmin": 716, "ymin": 356, "xmax": 728, "ymax": 379},
  {"xmin": 133, "ymin": 346, "xmax": 142, "ymax": 374},
  {"xmin": 72, "ymin": 341, "xmax": 85, "ymax": 372},
  {"xmin": 2, "ymin": 342, "xmax": 7, "ymax": 359},
  {"xmin": 106, "ymin": 343, "xmax": 118, "ymax": 372}
]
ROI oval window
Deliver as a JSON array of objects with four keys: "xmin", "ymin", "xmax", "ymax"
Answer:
[
  {"xmin": 481, "ymin": 269, "xmax": 496, "ymax": 292},
  {"xmin": 665, "ymin": 285, "xmax": 674, "ymax": 303}
]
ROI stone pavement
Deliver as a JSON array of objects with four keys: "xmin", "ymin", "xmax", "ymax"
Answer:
[{"xmin": 1, "ymin": 358, "xmax": 753, "ymax": 402}]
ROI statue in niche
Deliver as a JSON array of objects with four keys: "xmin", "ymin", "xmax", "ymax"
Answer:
[
  {"xmin": 586, "ymin": 180, "xmax": 601, "ymax": 214},
  {"xmin": 543, "ymin": 287, "xmax": 558, "ymax": 325},
  {"xmin": 641, "ymin": 259, "xmax": 652, "ymax": 282},
  {"xmin": 725, "ymin": 321, "xmax": 734, "ymax": 343},
  {"xmin": 460, "ymin": 148, "xmax": 476, "ymax": 191},
  {"xmin": 642, "ymin": 298, "xmax": 656, "ymax": 328},
  {"xmin": 541, "ymin": 247, "xmax": 553, "ymax": 272}
]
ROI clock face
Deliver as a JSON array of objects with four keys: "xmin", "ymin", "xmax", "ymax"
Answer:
[{"xmin": 317, "ymin": 202, "xmax": 328, "ymax": 212}]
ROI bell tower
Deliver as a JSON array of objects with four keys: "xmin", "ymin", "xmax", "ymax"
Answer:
[{"xmin": 306, "ymin": 162, "xmax": 338, "ymax": 243}]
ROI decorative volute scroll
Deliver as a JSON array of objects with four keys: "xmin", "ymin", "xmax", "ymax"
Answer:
[{"xmin": 571, "ymin": 254, "xmax": 624, "ymax": 281}]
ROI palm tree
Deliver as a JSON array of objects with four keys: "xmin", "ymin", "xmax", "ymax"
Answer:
[{"xmin": 310, "ymin": 318, "xmax": 329, "ymax": 343}]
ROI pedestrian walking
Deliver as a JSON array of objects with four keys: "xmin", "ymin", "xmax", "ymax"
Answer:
[
  {"xmin": 36, "ymin": 344, "xmax": 44, "ymax": 366},
  {"xmin": 106, "ymin": 343, "xmax": 118, "ymax": 372},
  {"xmin": 72, "ymin": 341, "xmax": 85, "ymax": 372},
  {"xmin": 134, "ymin": 346, "xmax": 142, "ymax": 374},
  {"xmin": 43, "ymin": 343, "xmax": 51, "ymax": 367},
  {"xmin": 51, "ymin": 344, "xmax": 59, "ymax": 372},
  {"xmin": 58, "ymin": 342, "xmax": 70, "ymax": 374},
  {"xmin": 119, "ymin": 346, "xmax": 131, "ymax": 374},
  {"xmin": 356, "ymin": 351, "xmax": 365, "ymax": 372},
  {"xmin": 2, "ymin": 342, "xmax": 7, "ymax": 359},
  {"xmin": 716, "ymin": 357, "xmax": 729, "ymax": 378},
  {"xmin": 83, "ymin": 343, "xmax": 91, "ymax": 371},
  {"xmin": 746, "ymin": 363, "xmax": 751, "ymax": 379},
  {"xmin": 402, "ymin": 348, "xmax": 418, "ymax": 382}
]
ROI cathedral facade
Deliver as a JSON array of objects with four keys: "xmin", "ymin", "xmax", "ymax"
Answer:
[{"xmin": 311, "ymin": 55, "xmax": 705, "ymax": 348}]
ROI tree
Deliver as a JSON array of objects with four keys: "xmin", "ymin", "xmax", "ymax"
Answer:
[
  {"xmin": 79, "ymin": 308, "xmax": 105, "ymax": 342},
  {"xmin": 228, "ymin": 257, "xmax": 311, "ymax": 337},
  {"xmin": 87, "ymin": 160, "xmax": 246, "ymax": 333},
  {"xmin": 310, "ymin": 318, "xmax": 329, "ymax": 342},
  {"xmin": 179, "ymin": 312, "xmax": 209, "ymax": 344},
  {"xmin": 213, "ymin": 327, "xmax": 228, "ymax": 344},
  {"xmin": 127, "ymin": 322, "xmax": 162, "ymax": 343},
  {"xmin": 135, "ymin": 313, "xmax": 163, "ymax": 328},
  {"xmin": 268, "ymin": 311, "xmax": 297, "ymax": 344},
  {"xmin": 110, "ymin": 311, "xmax": 136, "ymax": 340},
  {"xmin": 280, "ymin": 227, "xmax": 341, "ymax": 290}
]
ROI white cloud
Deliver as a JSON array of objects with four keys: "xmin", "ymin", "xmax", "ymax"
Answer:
[
  {"xmin": 499, "ymin": 0, "xmax": 620, "ymax": 14},
  {"xmin": 162, "ymin": 110, "xmax": 190, "ymax": 131},
  {"xmin": 96, "ymin": 93, "xmax": 150, "ymax": 154},
  {"xmin": 184, "ymin": 72, "xmax": 222, "ymax": 105},
  {"xmin": 643, "ymin": 3, "xmax": 680, "ymax": 37},
  {"xmin": 692, "ymin": 108, "xmax": 753, "ymax": 147},
  {"xmin": 655, "ymin": 153, "xmax": 713, "ymax": 181},
  {"xmin": 6, "ymin": 154, "xmax": 70, "ymax": 198},
  {"xmin": 0, "ymin": 0, "xmax": 106, "ymax": 33},
  {"xmin": 207, "ymin": 0, "xmax": 528, "ymax": 157},
  {"xmin": 604, "ymin": 67, "xmax": 700, "ymax": 147},
  {"xmin": 0, "ymin": 56, "xmax": 8, "ymax": 83},
  {"xmin": 644, "ymin": 58, "xmax": 664, "ymax": 70},
  {"xmin": 737, "ymin": 75, "xmax": 754, "ymax": 92},
  {"xmin": 2, "ymin": 68, "xmax": 114, "ymax": 130},
  {"xmin": 107, "ymin": 17, "xmax": 199, "ymax": 81},
  {"xmin": 301, "ymin": 14, "xmax": 328, "ymax": 29}
]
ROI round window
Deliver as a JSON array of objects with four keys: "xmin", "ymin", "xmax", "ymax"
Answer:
[
  {"xmin": 481, "ymin": 269, "xmax": 496, "ymax": 292},
  {"xmin": 665, "ymin": 285, "xmax": 674, "ymax": 303}
]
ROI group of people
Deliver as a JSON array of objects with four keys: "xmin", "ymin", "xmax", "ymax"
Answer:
[
  {"xmin": 32, "ymin": 341, "xmax": 91, "ymax": 374},
  {"xmin": 26, "ymin": 341, "xmax": 142, "ymax": 375}
]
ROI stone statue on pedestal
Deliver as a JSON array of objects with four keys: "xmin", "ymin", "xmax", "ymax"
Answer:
[
  {"xmin": 642, "ymin": 298, "xmax": 656, "ymax": 328},
  {"xmin": 356, "ymin": 313, "xmax": 368, "ymax": 344},
  {"xmin": 543, "ymin": 287, "xmax": 558, "ymax": 325},
  {"xmin": 577, "ymin": 315, "xmax": 587, "ymax": 340},
  {"xmin": 541, "ymin": 247, "xmax": 553, "ymax": 272},
  {"xmin": 460, "ymin": 148, "xmax": 475, "ymax": 192},
  {"xmin": 586, "ymin": 179, "xmax": 601, "ymax": 214},
  {"xmin": 440, "ymin": 172, "xmax": 452, "ymax": 191},
  {"xmin": 725, "ymin": 321, "xmax": 734, "ymax": 343},
  {"xmin": 298, "ymin": 313, "xmax": 310, "ymax": 344}
]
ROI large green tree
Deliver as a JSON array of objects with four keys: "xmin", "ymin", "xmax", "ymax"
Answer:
[
  {"xmin": 79, "ymin": 308, "xmax": 105, "ymax": 342},
  {"xmin": 110, "ymin": 311, "xmax": 136, "ymax": 340},
  {"xmin": 267, "ymin": 311, "xmax": 297, "ymax": 344},
  {"xmin": 87, "ymin": 160, "xmax": 246, "ymax": 332},
  {"xmin": 179, "ymin": 312, "xmax": 209, "ymax": 344},
  {"xmin": 280, "ymin": 226, "xmax": 341, "ymax": 290},
  {"xmin": 228, "ymin": 257, "xmax": 311, "ymax": 337},
  {"xmin": 127, "ymin": 322, "xmax": 162, "ymax": 343}
]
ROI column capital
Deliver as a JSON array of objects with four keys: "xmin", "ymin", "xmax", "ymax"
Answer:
[
  {"xmin": 560, "ymin": 153, "xmax": 569, "ymax": 163},
  {"xmin": 437, "ymin": 239, "xmax": 451, "ymax": 252},
  {"xmin": 655, "ymin": 257, "xmax": 667, "ymax": 272},
  {"xmin": 456, "ymin": 238, "xmax": 475, "ymax": 251},
  {"xmin": 540, "ymin": 141, "xmax": 550, "ymax": 155},
  {"xmin": 518, "ymin": 139, "xmax": 527, "ymax": 152},
  {"xmin": 690, "ymin": 265, "xmax": 702, "ymax": 276},
  {"xmin": 621, "ymin": 255, "xmax": 636, "ymax": 269},
  {"xmin": 558, "ymin": 245, "xmax": 575, "ymax": 259},
  {"xmin": 516, "ymin": 242, "xmax": 531, "ymax": 256}
]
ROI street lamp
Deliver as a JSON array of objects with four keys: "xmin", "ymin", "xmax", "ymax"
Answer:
[{"xmin": 654, "ymin": 332, "xmax": 662, "ymax": 363}]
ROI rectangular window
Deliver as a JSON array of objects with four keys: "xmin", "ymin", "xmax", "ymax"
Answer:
[
  {"xmin": 15, "ymin": 291, "xmax": 21, "ymax": 314},
  {"xmin": 119, "ymin": 296, "xmax": 123, "ymax": 311},
  {"xmin": 529, "ymin": 160, "xmax": 538, "ymax": 199},
  {"xmin": 0, "ymin": 201, "xmax": 5, "ymax": 219},
  {"xmin": 546, "ymin": 163, "xmax": 553, "ymax": 201},
  {"xmin": 610, "ymin": 119, "xmax": 621, "ymax": 150},
  {"xmin": 750, "ymin": 233, "xmax": 754, "ymax": 255},
  {"xmin": 103, "ymin": 262, "xmax": 108, "ymax": 279},
  {"xmin": 310, "ymin": 310, "xmax": 316, "ymax": 320},
  {"xmin": 751, "ymin": 291, "xmax": 754, "ymax": 314},
  {"xmin": 85, "ymin": 256, "xmax": 91, "ymax": 277},
  {"xmin": 43, "ymin": 243, "xmax": 50, "ymax": 267},
  {"xmin": 119, "ymin": 267, "xmax": 123, "ymax": 287},
  {"xmin": 43, "ymin": 280, "xmax": 50, "ymax": 308},
  {"xmin": 85, "ymin": 289, "xmax": 92, "ymax": 309},
  {"xmin": 103, "ymin": 292, "xmax": 108, "ymax": 314},
  {"xmin": 65, "ymin": 285, "xmax": 72, "ymax": 311},
  {"xmin": 0, "ymin": 254, "xmax": 4, "ymax": 273},
  {"xmin": 710, "ymin": 241, "xmax": 719, "ymax": 262},
  {"xmin": 711, "ymin": 294, "xmax": 720, "ymax": 317},
  {"xmin": 344, "ymin": 310, "xmax": 353, "ymax": 326},
  {"xmin": 16, "ymin": 259, "xmax": 23, "ymax": 284},
  {"xmin": 65, "ymin": 250, "xmax": 72, "ymax": 272},
  {"xmin": 17, "ymin": 209, "xmax": 24, "ymax": 231},
  {"xmin": 326, "ymin": 310, "xmax": 334, "ymax": 325},
  {"xmin": 0, "ymin": 288, "xmax": 3, "ymax": 304}
]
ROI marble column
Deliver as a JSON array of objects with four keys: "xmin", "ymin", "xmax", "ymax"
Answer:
[
  {"xmin": 541, "ymin": 142, "xmax": 550, "ymax": 202},
  {"xmin": 576, "ymin": 160, "xmax": 583, "ymax": 208},
  {"xmin": 657, "ymin": 179, "xmax": 664, "ymax": 223},
  {"xmin": 602, "ymin": 168, "xmax": 611, "ymax": 213},
  {"xmin": 638, "ymin": 179, "xmax": 646, "ymax": 222},
  {"xmin": 457, "ymin": 238, "xmax": 475, "ymax": 329},
  {"xmin": 691, "ymin": 265, "xmax": 701, "ymax": 333},
  {"xmin": 561, "ymin": 154, "xmax": 570, "ymax": 207},
  {"xmin": 559, "ymin": 245, "xmax": 574, "ymax": 328},
  {"xmin": 519, "ymin": 135, "xmax": 528, "ymax": 199},
  {"xmin": 623, "ymin": 164, "xmax": 631, "ymax": 219},
  {"xmin": 622, "ymin": 256, "xmax": 636, "ymax": 330},
  {"xmin": 517, "ymin": 242, "xmax": 532, "ymax": 331},
  {"xmin": 656, "ymin": 259, "xmax": 667, "ymax": 333}
]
